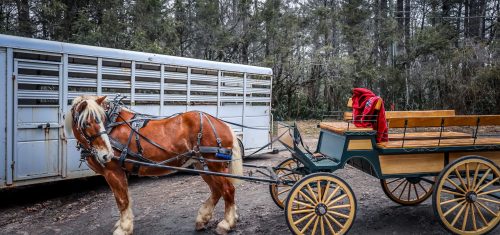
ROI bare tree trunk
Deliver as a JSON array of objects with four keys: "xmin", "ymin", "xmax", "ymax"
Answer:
[
  {"xmin": 16, "ymin": 0, "xmax": 31, "ymax": 36},
  {"xmin": 479, "ymin": 0, "xmax": 486, "ymax": 39}
]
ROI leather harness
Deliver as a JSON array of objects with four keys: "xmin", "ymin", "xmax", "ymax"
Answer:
[{"xmin": 74, "ymin": 97, "xmax": 233, "ymax": 175}]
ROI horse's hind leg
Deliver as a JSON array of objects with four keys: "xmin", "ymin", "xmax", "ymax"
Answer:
[
  {"xmin": 196, "ymin": 175, "xmax": 221, "ymax": 230},
  {"xmin": 215, "ymin": 178, "xmax": 237, "ymax": 235},
  {"xmin": 103, "ymin": 169, "xmax": 133, "ymax": 235}
]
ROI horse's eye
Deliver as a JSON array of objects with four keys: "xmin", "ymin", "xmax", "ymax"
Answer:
[{"xmin": 95, "ymin": 118, "xmax": 101, "ymax": 124}]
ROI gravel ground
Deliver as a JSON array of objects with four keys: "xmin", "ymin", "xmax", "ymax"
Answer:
[{"xmin": 0, "ymin": 133, "xmax": 498, "ymax": 235}]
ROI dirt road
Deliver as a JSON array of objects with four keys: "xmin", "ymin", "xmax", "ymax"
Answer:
[{"xmin": 1, "ymin": 138, "xmax": 497, "ymax": 234}]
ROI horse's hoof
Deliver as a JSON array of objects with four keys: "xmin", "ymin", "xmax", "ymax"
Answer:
[
  {"xmin": 215, "ymin": 220, "xmax": 230, "ymax": 235},
  {"xmin": 195, "ymin": 222, "xmax": 207, "ymax": 231}
]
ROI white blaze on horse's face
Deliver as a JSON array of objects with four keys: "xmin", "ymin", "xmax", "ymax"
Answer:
[{"xmin": 95, "ymin": 121, "xmax": 114, "ymax": 164}]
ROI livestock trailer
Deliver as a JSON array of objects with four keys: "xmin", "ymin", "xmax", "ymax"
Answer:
[{"xmin": 0, "ymin": 34, "xmax": 273, "ymax": 189}]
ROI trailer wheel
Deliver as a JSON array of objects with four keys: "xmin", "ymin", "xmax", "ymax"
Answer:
[
  {"xmin": 285, "ymin": 173, "xmax": 356, "ymax": 235},
  {"xmin": 381, "ymin": 177, "xmax": 434, "ymax": 206},
  {"xmin": 433, "ymin": 156, "xmax": 500, "ymax": 235},
  {"xmin": 269, "ymin": 158, "xmax": 304, "ymax": 209}
]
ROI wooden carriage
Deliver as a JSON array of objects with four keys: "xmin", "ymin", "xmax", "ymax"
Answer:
[{"xmin": 271, "ymin": 99, "xmax": 500, "ymax": 235}]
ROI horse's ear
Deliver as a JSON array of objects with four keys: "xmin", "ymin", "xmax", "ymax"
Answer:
[{"xmin": 96, "ymin": 96, "xmax": 107, "ymax": 105}]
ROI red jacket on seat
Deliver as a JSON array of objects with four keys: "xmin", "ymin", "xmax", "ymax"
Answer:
[{"xmin": 351, "ymin": 88, "xmax": 388, "ymax": 142}]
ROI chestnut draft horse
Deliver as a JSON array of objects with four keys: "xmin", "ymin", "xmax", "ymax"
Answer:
[{"xmin": 64, "ymin": 95, "xmax": 243, "ymax": 235}]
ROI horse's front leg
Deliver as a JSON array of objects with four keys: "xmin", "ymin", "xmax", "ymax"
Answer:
[
  {"xmin": 215, "ymin": 178, "xmax": 238, "ymax": 235},
  {"xmin": 196, "ymin": 175, "xmax": 221, "ymax": 230},
  {"xmin": 103, "ymin": 168, "xmax": 133, "ymax": 235}
]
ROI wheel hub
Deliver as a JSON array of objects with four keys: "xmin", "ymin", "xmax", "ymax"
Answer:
[
  {"xmin": 466, "ymin": 191, "xmax": 477, "ymax": 203},
  {"xmin": 315, "ymin": 203, "xmax": 328, "ymax": 216},
  {"xmin": 406, "ymin": 177, "xmax": 421, "ymax": 184}
]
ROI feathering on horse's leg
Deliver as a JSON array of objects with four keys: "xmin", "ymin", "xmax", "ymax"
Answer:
[
  {"xmin": 103, "ymin": 170, "xmax": 134, "ymax": 235},
  {"xmin": 215, "ymin": 178, "xmax": 237, "ymax": 235},
  {"xmin": 196, "ymin": 175, "xmax": 221, "ymax": 230}
]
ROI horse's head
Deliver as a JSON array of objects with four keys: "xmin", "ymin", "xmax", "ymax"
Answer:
[{"xmin": 65, "ymin": 95, "xmax": 114, "ymax": 165}]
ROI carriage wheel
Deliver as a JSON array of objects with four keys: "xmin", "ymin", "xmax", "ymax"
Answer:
[
  {"xmin": 381, "ymin": 177, "xmax": 434, "ymax": 205},
  {"xmin": 285, "ymin": 173, "xmax": 356, "ymax": 235},
  {"xmin": 270, "ymin": 158, "xmax": 304, "ymax": 209},
  {"xmin": 238, "ymin": 138, "xmax": 246, "ymax": 159},
  {"xmin": 433, "ymin": 156, "xmax": 500, "ymax": 234}
]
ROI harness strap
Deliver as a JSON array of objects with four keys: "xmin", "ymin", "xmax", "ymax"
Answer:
[
  {"xmin": 197, "ymin": 112, "xmax": 203, "ymax": 147},
  {"xmin": 203, "ymin": 113, "xmax": 222, "ymax": 147},
  {"xmin": 119, "ymin": 127, "xmax": 137, "ymax": 166}
]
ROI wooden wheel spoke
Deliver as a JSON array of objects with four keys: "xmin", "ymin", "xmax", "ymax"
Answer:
[
  {"xmin": 474, "ymin": 169, "xmax": 492, "ymax": 191},
  {"xmin": 294, "ymin": 198, "xmax": 315, "ymax": 209},
  {"xmin": 446, "ymin": 177, "xmax": 466, "ymax": 193},
  {"xmin": 327, "ymin": 194, "xmax": 348, "ymax": 207},
  {"xmin": 278, "ymin": 187, "xmax": 292, "ymax": 195},
  {"xmin": 324, "ymin": 214, "xmax": 337, "ymax": 235},
  {"xmin": 472, "ymin": 163, "xmax": 480, "ymax": 190},
  {"xmin": 328, "ymin": 204, "xmax": 351, "ymax": 210},
  {"xmin": 311, "ymin": 215, "xmax": 320, "ymax": 235},
  {"xmin": 320, "ymin": 216, "xmax": 325, "ymax": 235},
  {"xmin": 473, "ymin": 203, "xmax": 489, "ymax": 226},
  {"xmin": 442, "ymin": 189, "xmax": 465, "ymax": 197},
  {"xmin": 324, "ymin": 186, "xmax": 340, "ymax": 205},
  {"xmin": 292, "ymin": 209, "xmax": 315, "ymax": 214},
  {"xmin": 471, "ymin": 202, "xmax": 477, "ymax": 231},
  {"xmin": 387, "ymin": 178, "xmax": 402, "ymax": 184},
  {"xmin": 293, "ymin": 212, "xmax": 315, "ymax": 225},
  {"xmin": 300, "ymin": 214, "xmax": 317, "ymax": 233},
  {"xmin": 443, "ymin": 201, "xmax": 466, "ymax": 217},
  {"xmin": 441, "ymin": 197, "xmax": 465, "ymax": 206},
  {"xmin": 321, "ymin": 181, "xmax": 331, "ymax": 203},
  {"xmin": 317, "ymin": 180, "xmax": 322, "ymax": 203},
  {"xmin": 326, "ymin": 213, "xmax": 344, "ymax": 229},
  {"xmin": 450, "ymin": 202, "xmax": 467, "ymax": 226},
  {"xmin": 454, "ymin": 168, "xmax": 468, "ymax": 192},
  {"xmin": 476, "ymin": 177, "xmax": 500, "ymax": 194},
  {"xmin": 328, "ymin": 210, "xmax": 350, "ymax": 219},
  {"xmin": 466, "ymin": 164, "xmax": 471, "ymax": 191},
  {"xmin": 461, "ymin": 203, "xmax": 470, "ymax": 231},
  {"xmin": 477, "ymin": 196, "xmax": 500, "ymax": 204},
  {"xmin": 306, "ymin": 184, "xmax": 318, "ymax": 204},
  {"xmin": 478, "ymin": 188, "xmax": 500, "ymax": 196},
  {"xmin": 413, "ymin": 184, "xmax": 420, "ymax": 200},
  {"xmin": 391, "ymin": 180, "xmax": 406, "ymax": 193},
  {"xmin": 417, "ymin": 182, "xmax": 428, "ymax": 194},
  {"xmin": 407, "ymin": 182, "xmax": 412, "ymax": 201},
  {"xmin": 475, "ymin": 201, "xmax": 497, "ymax": 217},
  {"xmin": 398, "ymin": 181, "xmax": 409, "ymax": 199},
  {"xmin": 299, "ymin": 190, "xmax": 317, "ymax": 206}
]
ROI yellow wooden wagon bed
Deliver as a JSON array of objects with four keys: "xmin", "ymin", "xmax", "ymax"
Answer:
[{"xmin": 272, "ymin": 98, "xmax": 500, "ymax": 235}]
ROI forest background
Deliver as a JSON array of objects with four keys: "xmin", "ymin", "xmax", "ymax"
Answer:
[{"xmin": 1, "ymin": 0, "xmax": 499, "ymax": 119}]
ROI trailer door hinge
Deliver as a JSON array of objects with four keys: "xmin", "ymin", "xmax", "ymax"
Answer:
[
  {"xmin": 10, "ymin": 160, "xmax": 15, "ymax": 169},
  {"xmin": 12, "ymin": 74, "xmax": 16, "ymax": 80}
]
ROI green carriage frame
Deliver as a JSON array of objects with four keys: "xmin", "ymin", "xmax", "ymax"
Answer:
[{"xmin": 273, "ymin": 118, "xmax": 500, "ymax": 235}]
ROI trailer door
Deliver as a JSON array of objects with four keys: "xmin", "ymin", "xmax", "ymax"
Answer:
[{"xmin": 13, "ymin": 54, "xmax": 62, "ymax": 180}]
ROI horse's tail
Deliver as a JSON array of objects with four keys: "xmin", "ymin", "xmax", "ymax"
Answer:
[{"xmin": 229, "ymin": 129, "xmax": 243, "ymax": 185}]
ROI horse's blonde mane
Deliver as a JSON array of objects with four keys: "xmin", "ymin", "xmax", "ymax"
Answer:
[{"xmin": 64, "ymin": 96, "xmax": 106, "ymax": 136}]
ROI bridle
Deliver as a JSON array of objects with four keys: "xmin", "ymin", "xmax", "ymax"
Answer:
[{"xmin": 72, "ymin": 102, "xmax": 108, "ymax": 157}]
